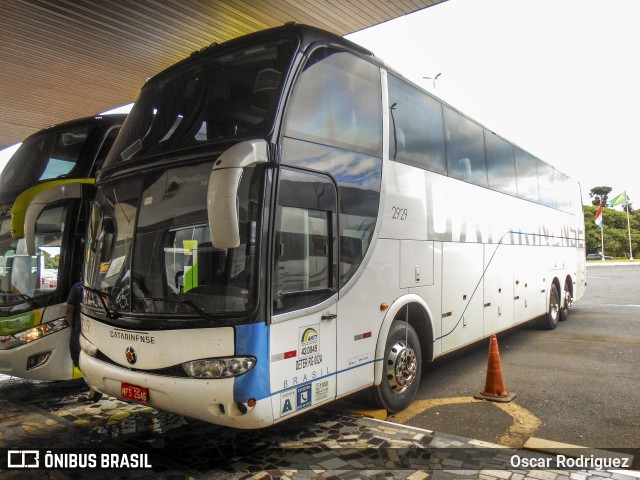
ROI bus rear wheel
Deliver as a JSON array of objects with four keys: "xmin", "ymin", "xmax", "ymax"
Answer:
[
  {"xmin": 539, "ymin": 284, "xmax": 560, "ymax": 330},
  {"xmin": 373, "ymin": 321, "xmax": 421, "ymax": 413},
  {"xmin": 560, "ymin": 279, "xmax": 572, "ymax": 321}
]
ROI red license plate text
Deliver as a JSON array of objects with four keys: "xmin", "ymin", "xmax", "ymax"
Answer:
[{"xmin": 121, "ymin": 382, "xmax": 149, "ymax": 404}]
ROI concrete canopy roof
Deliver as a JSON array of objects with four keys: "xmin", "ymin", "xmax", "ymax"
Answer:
[{"xmin": 1, "ymin": 0, "xmax": 446, "ymax": 148}]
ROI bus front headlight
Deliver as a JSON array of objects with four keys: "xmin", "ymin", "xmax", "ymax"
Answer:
[
  {"xmin": 0, "ymin": 318, "xmax": 68, "ymax": 350},
  {"xmin": 182, "ymin": 357, "xmax": 256, "ymax": 379}
]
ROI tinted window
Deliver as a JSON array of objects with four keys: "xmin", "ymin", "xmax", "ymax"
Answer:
[
  {"xmin": 0, "ymin": 123, "xmax": 93, "ymax": 196},
  {"xmin": 0, "ymin": 207, "xmax": 66, "ymax": 305},
  {"xmin": 274, "ymin": 168, "xmax": 338, "ymax": 314},
  {"xmin": 485, "ymin": 130, "xmax": 517, "ymax": 196},
  {"xmin": 93, "ymin": 127, "xmax": 120, "ymax": 172},
  {"xmin": 127, "ymin": 165, "xmax": 262, "ymax": 315},
  {"xmin": 285, "ymin": 48, "xmax": 382, "ymax": 157},
  {"xmin": 40, "ymin": 126, "xmax": 90, "ymax": 179},
  {"xmin": 537, "ymin": 161, "xmax": 556, "ymax": 208},
  {"xmin": 388, "ymin": 75, "xmax": 446, "ymax": 173},
  {"xmin": 281, "ymin": 138, "xmax": 382, "ymax": 286},
  {"xmin": 105, "ymin": 36, "xmax": 296, "ymax": 167},
  {"xmin": 515, "ymin": 147, "xmax": 539, "ymax": 202},
  {"xmin": 554, "ymin": 170, "xmax": 572, "ymax": 211},
  {"xmin": 443, "ymin": 106, "xmax": 487, "ymax": 186}
]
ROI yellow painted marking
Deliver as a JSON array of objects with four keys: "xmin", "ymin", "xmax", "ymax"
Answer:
[
  {"xmin": 494, "ymin": 401, "xmax": 542, "ymax": 448},
  {"xmin": 347, "ymin": 407, "xmax": 388, "ymax": 421},
  {"xmin": 388, "ymin": 396, "xmax": 542, "ymax": 448},
  {"xmin": 72, "ymin": 367, "xmax": 83, "ymax": 379},
  {"xmin": 391, "ymin": 396, "xmax": 484, "ymax": 424}
]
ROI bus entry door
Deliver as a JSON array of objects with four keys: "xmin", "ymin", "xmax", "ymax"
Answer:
[{"xmin": 269, "ymin": 167, "xmax": 338, "ymax": 421}]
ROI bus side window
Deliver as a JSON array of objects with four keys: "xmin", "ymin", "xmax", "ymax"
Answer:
[
  {"xmin": 92, "ymin": 127, "xmax": 121, "ymax": 173},
  {"xmin": 515, "ymin": 147, "xmax": 540, "ymax": 202},
  {"xmin": 537, "ymin": 160, "xmax": 557, "ymax": 209},
  {"xmin": 284, "ymin": 47, "xmax": 382, "ymax": 157},
  {"xmin": 485, "ymin": 129, "xmax": 517, "ymax": 196},
  {"xmin": 443, "ymin": 106, "xmax": 488, "ymax": 187},
  {"xmin": 273, "ymin": 168, "xmax": 338, "ymax": 315},
  {"xmin": 388, "ymin": 74, "xmax": 446, "ymax": 174}
]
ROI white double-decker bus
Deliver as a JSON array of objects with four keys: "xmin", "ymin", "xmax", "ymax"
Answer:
[{"xmin": 33, "ymin": 25, "xmax": 583, "ymax": 427}]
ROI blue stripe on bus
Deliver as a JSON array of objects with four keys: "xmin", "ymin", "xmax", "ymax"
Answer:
[
  {"xmin": 233, "ymin": 323, "xmax": 271, "ymax": 402},
  {"xmin": 270, "ymin": 358, "xmax": 383, "ymax": 397}
]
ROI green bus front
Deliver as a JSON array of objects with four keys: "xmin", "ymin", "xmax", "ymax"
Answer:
[{"xmin": 0, "ymin": 116, "xmax": 124, "ymax": 380}]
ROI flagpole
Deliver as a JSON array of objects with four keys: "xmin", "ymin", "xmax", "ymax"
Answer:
[
  {"xmin": 626, "ymin": 201, "xmax": 633, "ymax": 260},
  {"xmin": 601, "ymin": 216, "xmax": 605, "ymax": 261},
  {"xmin": 595, "ymin": 201, "xmax": 605, "ymax": 259}
]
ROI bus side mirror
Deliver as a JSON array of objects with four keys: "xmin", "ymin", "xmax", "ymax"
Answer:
[
  {"xmin": 207, "ymin": 140, "xmax": 268, "ymax": 249},
  {"xmin": 12, "ymin": 180, "xmax": 95, "ymax": 255}
]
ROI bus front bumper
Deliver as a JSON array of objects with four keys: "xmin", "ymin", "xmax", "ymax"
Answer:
[
  {"xmin": 0, "ymin": 328, "xmax": 76, "ymax": 381},
  {"xmin": 80, "ymin": 352, "xmax": 275, "ymax": 429}
]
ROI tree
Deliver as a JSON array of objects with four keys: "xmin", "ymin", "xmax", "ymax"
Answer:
[
  {"xmin": 583, "ymin": 204, "xmax": 640, "ymax": 257},
  {"xmin": 589, "ymin": 186, "xmax": 612, "ymax": 206}
]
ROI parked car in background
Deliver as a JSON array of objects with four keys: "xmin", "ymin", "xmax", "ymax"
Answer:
[{"xmin": 586, "ymin": 253, "xmax": 613, "ymax": 260}]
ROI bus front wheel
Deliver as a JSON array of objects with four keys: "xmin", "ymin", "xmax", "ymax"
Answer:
[{"xmin": 373, "ymin": 321, "xmax": 421, "ymax": 413}]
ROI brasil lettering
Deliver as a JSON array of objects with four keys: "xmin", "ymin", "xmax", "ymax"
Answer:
[{"xmin": 283, "ymin": 366, "xmax": 330, "ymax": 389}]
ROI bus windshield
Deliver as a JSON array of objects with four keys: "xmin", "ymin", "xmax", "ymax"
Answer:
[
  {"xmin": 84, "ymin": 164, "xmax": 264, "ymax": 319},
  {"xmin": 0, "ymin": 123, "xmax": 94, "ymax": 197},
  {"xmin": 103, "ymin": 35, "xmax": 296, "ymax": 169},
  {"xmin": 0, "ymin": 207, "xmax": 65, "ymax": 312}
]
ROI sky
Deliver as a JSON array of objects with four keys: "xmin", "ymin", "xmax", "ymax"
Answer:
[
  {"xmin": 347, "ymin": 0, "xmax": 640, "ymax": 208},
  {"xmin": 1, "ymin": 0, "xmax": 638, "ymax": 208}
]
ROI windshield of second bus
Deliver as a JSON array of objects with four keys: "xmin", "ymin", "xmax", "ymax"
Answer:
[
  {"xmin": 0, "ymin": 207, "xmax": 65, "ymax": 312},
  {"xmin": 0, "ymin": 124, "xmax": 92, "ymax": 198}
]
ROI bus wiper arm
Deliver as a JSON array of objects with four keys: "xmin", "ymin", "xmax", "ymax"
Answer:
[
  {"xmin": 0, "ymin": 290, "xmax": 38, "ymax": 309},
  {"xmin": 151, "ymin": 298, "xmax": 215, "ymax": 322},
  {"xmin": 83, "ymin": 286, "xmax": 120, "ymax": 319},
  {"xmin": 15, "ymin": 292, "xmax": 38, "ymax": 309}
]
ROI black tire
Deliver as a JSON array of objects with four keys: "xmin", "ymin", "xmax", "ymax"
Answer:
[
  {"xmin": 539, "ymin": 284, "xmax": 560, "ymax": 330},
  {"xmin": 372, "ymin": 321, "xmax": 421, "ymax": 413},
  {"xmin": 559, "ymin": 279, "xmax": 571, "ymax": 321}
]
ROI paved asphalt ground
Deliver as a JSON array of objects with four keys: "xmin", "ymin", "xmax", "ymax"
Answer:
[{"xmin": 385, "ymin": 264, "xmax": 640, "ymax": 452}]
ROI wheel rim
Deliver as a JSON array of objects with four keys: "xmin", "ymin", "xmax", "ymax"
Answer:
[
  {"xmin": 564, "ymin": 290, "xmax": 572, "ymax": 310},
  {"xmin": 385, "ymin": 339, "xmax": 417, "ymax": 394}
]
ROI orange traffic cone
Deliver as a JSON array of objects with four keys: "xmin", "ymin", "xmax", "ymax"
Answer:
[{"xmin": 474, "ymin": 335, "xmax": 516, "ymax": 403}]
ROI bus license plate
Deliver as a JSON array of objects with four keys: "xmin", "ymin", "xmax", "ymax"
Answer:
[{"xmin": 121, "ymin": 382, "xmax": 149, "ymax": 404}]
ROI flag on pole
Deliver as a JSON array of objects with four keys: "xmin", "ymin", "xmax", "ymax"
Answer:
[
  {"xmin": 594, "ymin": 202, "xmax": 603, "ymax": 228},
  {"xmin": 608, "ymin": 191, "xmax": 627, "ymax": 207}
]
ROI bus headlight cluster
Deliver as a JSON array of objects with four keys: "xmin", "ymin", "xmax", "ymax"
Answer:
[
  {"xmin": 79, "ymin": 334, "xmax": 98, "ymax": 357},
  {"xmin": 182, "ymin": 357, "xmax": 256, "ymax": 379},
  {"xmin": 0, "ymin": 318, "xmax": 68, "ymax": 350}
]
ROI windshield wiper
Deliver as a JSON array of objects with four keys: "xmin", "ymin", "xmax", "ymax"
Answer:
[
  {"xmin": 150, "ymin": 297, "xmax": 215, "ymax": 322},
  {"xmin": 83, "ymin": 286, "xmax": 120, "ymax": 319},
  {"xmin": 15, "ymin": 292, "xmax": 39, "ymax": 309},
  {"xmin": 0, "ymin": 290, "xmax": 39, "ymax": 310}
]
